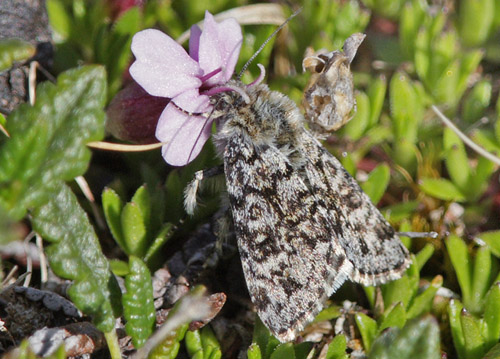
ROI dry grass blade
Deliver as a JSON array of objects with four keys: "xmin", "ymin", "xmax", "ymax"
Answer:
[{"xmin": 177, "ymin": 4, "xmax": 286, "ymax": 43}]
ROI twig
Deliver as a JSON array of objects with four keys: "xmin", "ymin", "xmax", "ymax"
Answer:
[
  {"xmin": 35, "ymin": 233, "xmax": 48, "ymax": 284},
  {"xmin": 432, "ymin": 105, "xmax": 500, "ymax": 166},
  {"xmin": 131, "ymin": 290, "xmax": 210, "ymax": 359},
  {"xmin": 23, "ymin": 232, "xmax": 37, "ymax": 287},
  {"xmin": 177, "ymin": 4, "xmax": 286, "ymax": 44},
  {"xmin": 87, "ymin": 141, "xmax": 164, "ymax": 152},
  {"xmin": 29, "ymin": 61, "xmax": 37, "ymax": 105},
  {"xmin": 1, "ymin": 265, "xmax": 18, "ymax": 287},
  {"xmin": 75, "ymin": 176, "xmax": 106, "ymax": 230}
]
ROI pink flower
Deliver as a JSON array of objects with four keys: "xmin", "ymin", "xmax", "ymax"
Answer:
[{"xmin": 129, "ymin": 11, "xmax": 242, "ymax": 166}]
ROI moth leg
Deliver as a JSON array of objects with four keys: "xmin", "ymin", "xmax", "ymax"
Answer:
[
  {"xmin": 184, "ymin": 165, "xmax": 224, "ymax": 215},
  {"xmin": 397, "ymin": 231, "xmax": 438, "ymax": 239}
]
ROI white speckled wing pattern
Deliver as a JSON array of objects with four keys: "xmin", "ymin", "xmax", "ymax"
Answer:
[
  {"xmin": 299, "ymin": 131, "xmax": 410, "ymax": 285},
  {"xmin": 224, "ymin": 133, "xmax": 354, "ymax": 342}
]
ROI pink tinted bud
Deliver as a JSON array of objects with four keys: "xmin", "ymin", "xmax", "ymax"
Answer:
[{"xmin": 106, "ymin": 82, "xmax": 170, "ymax": 144}]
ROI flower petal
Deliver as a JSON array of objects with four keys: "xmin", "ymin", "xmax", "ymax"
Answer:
[
  {"xmin": 198, "ymin": 11, "xmax": 242, "ymax": 85},
  {"xmin": 130, "ymin": 29, "xmax": 202, "ymax": 98},
  {"xmin": 156, "ymin": 103, "xmax": 213, "ymax": 166},
  {"xmin": 189, "ymin": 24, "xmax": 202, "ymax": 62},
  {"xmin": 172, "ymin": 88, "xmax": 211, "ymax": 113}
]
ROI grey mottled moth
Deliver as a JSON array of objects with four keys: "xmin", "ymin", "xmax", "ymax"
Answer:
[{"xmin": 186, "ymin": 33, "xmax": 410, "ymax": 343}]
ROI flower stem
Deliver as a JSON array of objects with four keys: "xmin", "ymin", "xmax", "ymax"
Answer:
[{"xmin": 104, "ymin": 329, "xmax": 122, "ymax": 359}]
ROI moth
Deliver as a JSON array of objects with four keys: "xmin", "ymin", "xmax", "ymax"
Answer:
[{"xmin": 186, "ymin": 34, "xmax": 410, "ymax": 342}]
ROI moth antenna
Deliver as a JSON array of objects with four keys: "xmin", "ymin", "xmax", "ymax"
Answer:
[{"xmin": 237, "ymin": 7, "xmax": 302, "ymax": 80}]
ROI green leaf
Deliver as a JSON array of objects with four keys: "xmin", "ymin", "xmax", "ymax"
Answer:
[
  {"xmin": 430, "ymin": 31, "xmax": 458, "ymax": 87},
  {"xmin": 484, "ymin": 283, "xmax": 500, "ymax": 349},
  {"xmin": 101, "ymin": 7, "xmax": 141, "ymax": 97},
  {"xmin": 109, "ymin": 259, "xmax": 129, "ymax": 276},
  {"xmin": 419, "ymin": 178, "xmax": 466, "ymax": 201},
  {"xmin": 248, "ymin": 343, "xmax": 263, "ymax": 359},
  {"xmin": 121, "ymin": 202, "xmax": 147, "ymax": 257},
  {"xmin": 325, "ymin": 334, "xmax": 348, "ymax": 359},
  {"xmin": 293, "ymin": 342, "xmax": 313, "ymax": 359},
  {"xmin": 415, "ymin": 243, "xmax": 434, "ymax": 272},
  {"xmin": 468, "ymin": 155, "xmax": 496, "ymax": 200},
  {"xmin": 355, "ymin": 312, "xmax": 378, "ymax": 351},
  {"xmin": 382, "ymin": 274, "xmax": 412, "ymax": 310},
  {"xmin": 379, "ymin": 302, "xmax": 406, "ymax": 332},
  {"xmin": 484, "ymin": 343, "xmax": 500, "ymax": 359},
  {"xmin": 414, "ymin": 27, "xmax": 430, "ymax": 81},
  {"xmin": 143, "ymin": 223, "xmax": 174, "ymax": 266},
  {"xmin": 123, "ymin": 256, "xmax": 156, "ymax": 348},
  {"xmin": 462, "ymin": 79, "xmax": 492, "ymax": 123},
  {"xmin": 252, "ymin": 316, "xmax": 272, "ymax": 359},
  {"xmin": 369, "ymin": 316, "xmax": 440, "ymax": 359},
  {"xmin": 340, "ymin": 152, "xmax": 356, "ymax": 177},
  {"xmin": 458, "ymin": 0, "xmax": 495, "ymax": 47},
  {"xmin": 102, "ymin": 188, "xmax": 125, "ymax": 251},
  {"xmin": 364, "ymin": 286, "xmax": 376, "ymax": 309},
  {"xmin": 131, "ymin": 185, "xmax": 151, "ymax": 232},
  {"xmin": 392, "ymin": 139, "xmax": 418, "ymax": 175},
  {"xmin": 446, "ymin": 236, "xmax": 472, "ymax": 304},
  {"xmin": 270, "ymin": 343, "xmax": 295, "ymax": 359},
  {"xmin": 149, "ymin": 287, "xmax": 208, "ymax": 359},
  {"xmin": 265, "ymin": 336, "xmax": 281, "ymax": 359},
  {"xmin": 46, "ymin": 0, "xmax": 72, "ymax": 39},
  {"xmin": 361, "ymin": 164, "xmax": 390, "ymax": 204},
  {"xmin": 479, "ymin": 231, "xmax": 500, "ymax": 258},
  {"xmin": 399, "ymin": 0, "xmax": 426, "ymax": 59},
  {"xmin": 461, "ymin": 309, "xmax": 487, "ymax": 359},
  {"xmin": 186, "ymin": 330, "xmax": 203, "ymax": 358},
  {"xmin": 0, "ymin": 65, "xmax": 106, "ymax": 219},
  {"xmin": 435, "ymin": 61, "xmax": 462, "ymax": 105},
  {"xmin": 200, "ymin": 326, "xmax": 221, "ymax": 359},
  {"xmin": 389, "ymin": 72, "xmax": 421, "ymax": 142},
  {"xmin": 149, "ymin": 324, "xmax": 188, "ymax": 359},
  {"xmin": 0, "ymin": 39, "xmax": 36, "ymax": 72},
  {"xmin": 104, "ymin": 329, "xmax": 121, "ymax": 359},
  {"xmin": 457, "ymin": 50, "xmax": 484, "ymax": 102},
  {"xmin": 314, "ymin": 305, "xmax": 341, "ymax": 322},
  {"xmin": 470, "ymin": 246, "xmax": 493, "ymax": 313},
  {"xmin": 397, "ymin": 220, "xmax": 412, "ymax": 249},
  {"xmin": 473, "ymin": 128, "xmax": 500, "ymax": 154},
  {"xmin": 448, "ymin": 299, "xmax": 466, "ymax": 359},
  {"xmin": 406, "ymin": 256, "xmax": 421, "ymax": 294},
  {"xmin": 383, "ymin": 201, "xmax": 419, "ymax": 222},
  {"xmin": 31, "ymin": 184, "xmax": 121, "ymax": 332},
  {"xmin": 406, "ymin": 275, "xmax": 442, "ymax": 319},
  {"xmin": 186, "ymin": 327, "xmax": 221, "ymax": 359},
  {"xmin": 344, "ymin": 91, "xmax": 370, "ymax": 140},
  {"xmin": 367, "ymin": 75, "xmax": 387, "ymax": 128},
  {"xmin": 443, "ymin": 127, "xmax": 470, "ymax": 191}
]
